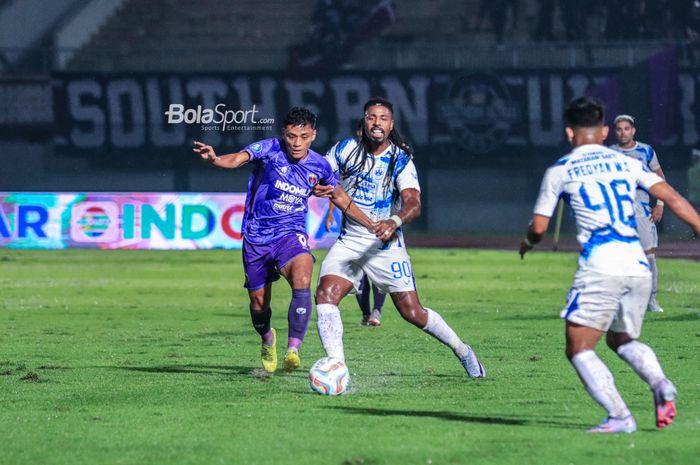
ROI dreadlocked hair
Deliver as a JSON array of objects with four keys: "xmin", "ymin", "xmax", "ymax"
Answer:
[{"xmin": 340, "ymin": 118, "xmax": 413, "ymax": 199}]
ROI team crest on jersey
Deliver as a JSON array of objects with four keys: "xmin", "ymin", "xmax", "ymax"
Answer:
[
  {"xmin": 250, "ymin": 143, "xmax": 262, "ymax": 153},
  {"xmin": 374, "ymin": 167, "xmax": 385, "ymax": 178},
  {"xmin": 279, "ymin": 166, "xmax": 288, "ymax": 175},
  {"xmin": 307, "ymin": 173, "xmax": 318, "ymax": 187}
]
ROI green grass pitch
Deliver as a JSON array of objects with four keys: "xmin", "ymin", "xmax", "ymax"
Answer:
[{"xmin": 0, "ymin": 248, "xmax": 698, "ymax": 465}]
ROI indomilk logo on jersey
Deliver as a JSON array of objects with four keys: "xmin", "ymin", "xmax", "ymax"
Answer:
[{"xmin": 274, "ymin": 179, "xmax": 310, "ymax": 196}]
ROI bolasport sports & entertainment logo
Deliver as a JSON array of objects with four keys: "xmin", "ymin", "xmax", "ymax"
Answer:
[{"xmin": 164, "ymin": 103, "xmax": 275, "ymax": 132}]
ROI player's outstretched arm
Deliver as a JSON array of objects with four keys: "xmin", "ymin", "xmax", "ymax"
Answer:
[
  {"xmin": 329, "ymin": 184, "xmax": 376, "ymax": 232},
  {"xmin": 192, "ymin": 141, "xmax": 251, "ymax": 169},
  {"xmin": 519, "ymin": 214, "xmax": 550, "ymax": 259},
  {"xmin": 649, "ymin": 182, "xmax": 700, "ymax": 236}
]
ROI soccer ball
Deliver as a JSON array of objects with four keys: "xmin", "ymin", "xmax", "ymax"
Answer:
[{"xmin": 309, "ymin": 357, "xmax": 349, "ymax": 396}]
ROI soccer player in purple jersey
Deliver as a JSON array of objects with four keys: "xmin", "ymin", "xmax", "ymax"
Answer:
[{"xmin": 193, "ymin": 107, "xmax": 375, "ymax": 374}]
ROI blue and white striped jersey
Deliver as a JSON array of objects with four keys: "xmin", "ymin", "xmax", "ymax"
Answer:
[
  {"xmin": 609, "ymin": 141, "xmax": 661, "ymax": 217},
  {"xmin": 534, "ymin": 144, "xmax": 663, "ymax": 276},
  {"xmin": 325, "ymin": 138, "xmax": 420, "ymax": 246}
]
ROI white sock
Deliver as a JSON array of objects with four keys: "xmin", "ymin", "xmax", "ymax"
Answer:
[
  {"xmin": 648, "ymin": 254, "xmax": 658, "ymax": 303},
  {"xmin": 422, "ymin": 308, "xmax": 469, "ymax": 359},
  {"xmin": 616, "ymin": 340, "xmax": 666, "ymax": 388},
  {"xmin": 571, "ymin": 350, "xmax": 631, "ymax": 418},
  {"xmin": 316, "ymin": 304, "xmax": 345, "ymax": 362}
]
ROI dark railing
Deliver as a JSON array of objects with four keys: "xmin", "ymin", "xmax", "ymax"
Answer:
[{"xmin": 0, "ymin": 40, "xmax": 691, "ymax": 75}]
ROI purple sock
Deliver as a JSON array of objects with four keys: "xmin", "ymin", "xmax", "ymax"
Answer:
[
  {"xmin": 288, "ymin": 337, "xmax": 302, "ymax": 350},
  {"xmin": 356, "ymin": 275, "xmax": 371, "ymax": 316},
  {"xmin": 287, "ymin": 288, "xmax": 312, "ymax": 345},
  {"xmin": 262, "ymin": 329, "xmax": 274, "ymax": 345},
  {"xmin": 372, "ymin": 283, "xmax": 387, "ymax": 311}
]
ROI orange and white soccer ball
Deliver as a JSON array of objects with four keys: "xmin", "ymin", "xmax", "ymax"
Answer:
[{"xmin": 309, "ymin": 357, "xmax": 349, "ymax": 396}]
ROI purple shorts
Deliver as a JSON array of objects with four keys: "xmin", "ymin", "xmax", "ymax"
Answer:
[{"xmin": 242, "ymin": 233, "xmax": 313, "ymax": 290}]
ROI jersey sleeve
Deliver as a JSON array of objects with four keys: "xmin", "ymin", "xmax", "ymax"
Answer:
[
  {"xmin": 325, "ymin": 142, "xmax": 341, "ymax": 174},
  {"xmin": 319, "ymin": 158, "xmax": 339, "ymax": 188},
  {"xmin": 635, "ymin": 162, "xmax": 664, "ymax": 191},
  {"xmin": 647, "ymin": 147, "xmax": 661, "ymax": 172},
  {"xmin": 395, "ymin": 158, "xmax": 421, "ymax": 192},
  {"xmin": 533, "ymin": 167, "xmax": 564, "ymax": 217},
  {"xmin": 242, "ymin": 138, "xmax": 277, "ymax": 162}
]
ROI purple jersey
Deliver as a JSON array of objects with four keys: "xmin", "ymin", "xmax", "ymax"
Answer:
[{"xmin": 242, "ymin": 138, "xmax": 337, "ymax": 245}]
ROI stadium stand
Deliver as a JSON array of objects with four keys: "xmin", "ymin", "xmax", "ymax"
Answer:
[
  {"xmin": 67, "ymin": 0, "xmax": 315, "ymax": 71},
  {"xmin": 59, "ymin": 0, "xmax": 679, "ymax": 72}
]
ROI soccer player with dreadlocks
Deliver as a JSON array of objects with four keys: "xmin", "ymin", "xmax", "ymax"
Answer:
[{"xmin": 314, "ymin": 97, "xmax": 486, "ymax": 378}]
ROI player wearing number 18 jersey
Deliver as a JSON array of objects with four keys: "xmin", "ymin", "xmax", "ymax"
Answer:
[
  {"xmin": 520, "ymin": 97, "xmax": 700, "ymax": 433},
  {"xmin": 314, "ymin": 97, "xmax": 485, "ymax": 378}
]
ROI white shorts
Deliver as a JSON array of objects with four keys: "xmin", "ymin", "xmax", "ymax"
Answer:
[
  {"xmin": 561, "ymin": 269, "xmax": 652, "ymax": 339},
  {"xmin": 319, "ymin": 238, "xmax": 416, "ymax": 294},
  {"xmin": 636, "ymin": 215, "xmax": 658, "ymax": 251}
]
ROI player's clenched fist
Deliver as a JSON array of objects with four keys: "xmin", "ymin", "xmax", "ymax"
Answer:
[
  {"xmin": 374, "ymin": 219, "xmax": 397, "ymax": 241},
  {"xmin": 368, "ymin": 221, "xmax": 382, "ymax": 236},
  {"xmin": 312, "ymin": 183, "xmax": 334, "ymax": 198},
  {"xmin": 193, "ymin": 141, "xmax": 217, "ymax": 163}
]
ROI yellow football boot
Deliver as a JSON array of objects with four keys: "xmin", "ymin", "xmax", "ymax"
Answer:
[
  {"xmin": 284, "ymin": 347, "xmax": 301, "ymax": 372},
  {"xmin": 261, "ymin": 328, "xmax": 277, "ymax": 373}
]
